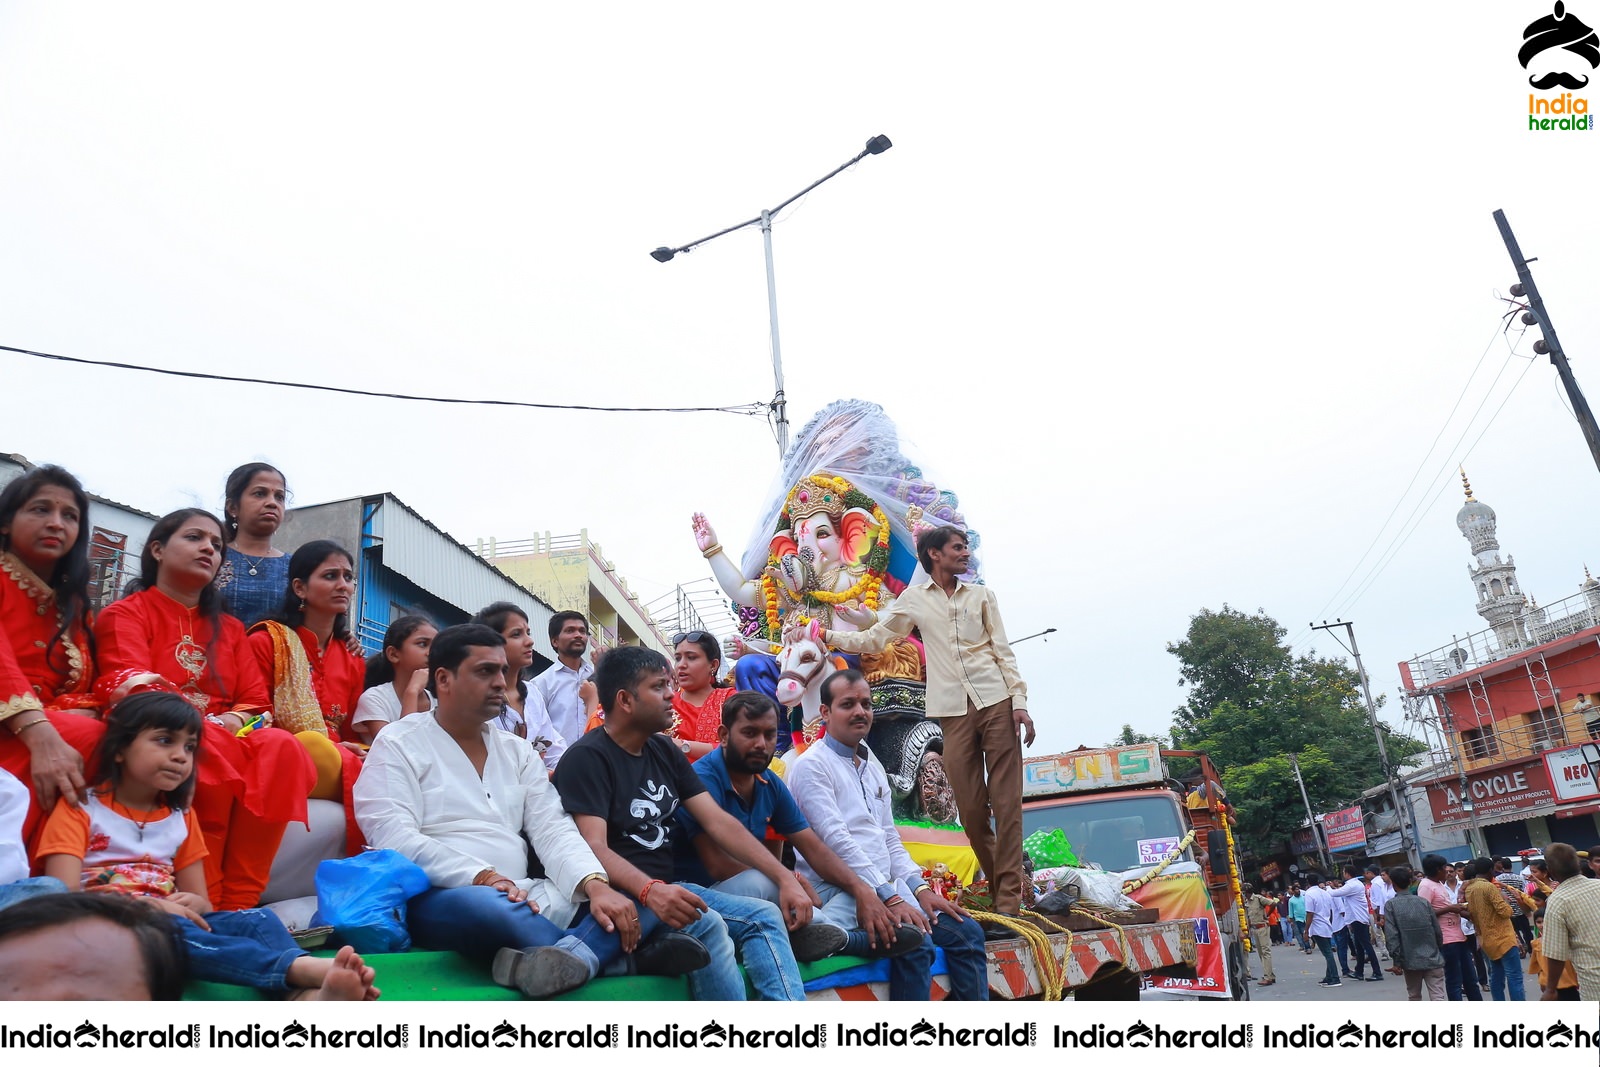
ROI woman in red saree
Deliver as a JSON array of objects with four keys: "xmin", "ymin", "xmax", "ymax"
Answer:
[
  {"xmin": 95, "ymin": 508, "xmax": 315, "ymax": 910},
  {"xmin": 246, "ymin": 539, "xmax": 365, "ymax": 854},
  {"xmin": 0, "ymin": 466, "xmax": 107, "ymax": 838}
]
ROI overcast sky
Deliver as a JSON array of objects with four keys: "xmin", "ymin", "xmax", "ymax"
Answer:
[{"xmin": 3, "ymin": 2, "xmax": 1597, "ymax": 760}]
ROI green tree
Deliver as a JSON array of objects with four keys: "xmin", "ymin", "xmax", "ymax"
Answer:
[
  {"xmin": 1168, "ymin": 607, "xmax": 1427, "ymax": 857},
  {"xmin": 1167, "ymin": 606, "xmax": 1291, "ymax": 733},
  {"xmin": 1105, "ymin": 723, "xmax": 1168, "ymax": 748}
]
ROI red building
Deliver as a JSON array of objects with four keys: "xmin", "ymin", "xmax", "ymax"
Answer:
[{"xmin": 1398, "ymin": 476, "xmax": 1600, "ymax": 857}]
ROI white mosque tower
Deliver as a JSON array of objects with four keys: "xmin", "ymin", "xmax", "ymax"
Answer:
[{"xmin": 1457, "ymin": 470, "xmax": 1530, "ymax": 651}]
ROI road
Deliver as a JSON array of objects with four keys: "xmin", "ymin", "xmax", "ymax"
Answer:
[{"xmin": 1244, "ymin": 935, "xmax": 1434, "ymax": 1003}]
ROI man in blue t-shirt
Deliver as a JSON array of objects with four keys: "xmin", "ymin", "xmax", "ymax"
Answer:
[{"xmin": 675, "ymin": 691, "xmax": 907, "ymax": 961}]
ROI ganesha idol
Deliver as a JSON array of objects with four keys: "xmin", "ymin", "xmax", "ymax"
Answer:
[{"xmin": 690, "ymin": 399, "xmax": 978, "ymax": 821}]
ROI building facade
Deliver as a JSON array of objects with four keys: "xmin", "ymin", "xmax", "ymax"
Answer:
[
  {"xmin": 281, "ymin": 494, "xmax": 558, "ymax": 663},
  {"xmin": 1398, "ymin": 475, "xmax": 1600, "ymax": 857},
  {"xmin": 474, "ymin": 530, "xmax": 669, "ymax": 654}
]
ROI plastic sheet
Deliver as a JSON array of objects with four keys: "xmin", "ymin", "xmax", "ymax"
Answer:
[
  {"xmin": 313, "ymin": 849, "xmax": 431, "ymax": 953},
  {"xmin": 735, "ymin": 398, "xmax": 985, "ymax": 590}
]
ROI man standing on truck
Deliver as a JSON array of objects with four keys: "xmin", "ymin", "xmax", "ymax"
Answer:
[
  {"xmin": 817, "ymin": 527, "xmax": 1032, "ymax": 919},
  {"xmin": 787, "ymin": 670, "xmax": 990, "ymax": 999},
  {"xmin": 1241, "ymin": 883, "xmax": 1277, "ymax": 986}
]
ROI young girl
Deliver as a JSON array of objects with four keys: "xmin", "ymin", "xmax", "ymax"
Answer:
[
  {"xmin": 471, "ymin": 603, "xmax": 565, "ymax": 772},
  {"xmin": 351, "ymin": 616, "xmax": 436, "ymax": 744},
  {"xmin": 216, "ymin": 463, "xmax": 292, "ymax": 627},
  {"xmin": 36, "ymin": 691, "xmax": 378, "ymax": 999}
]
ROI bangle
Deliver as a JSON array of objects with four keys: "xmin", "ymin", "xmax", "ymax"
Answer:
[
  {"xmin": 701, "ymin": 543, "xmax": 723, "ymax": 559},
  {"xmin": 884, "ymin": 896, "xmax": 905, "ymax": 908},
  {"xmin": 12, "ymin": 717, "xmax": 51, "ymax": 737},
  {"xmin": 473, "ymin": 868, "xmax": 501, "ymax": 887},
  {"xmin": 639, "ymin": 879, "xmax": 665, "ymax": 904},
  {"xmin": 577, "ymin": 872, "xmax": 609, "ymax": 892}
]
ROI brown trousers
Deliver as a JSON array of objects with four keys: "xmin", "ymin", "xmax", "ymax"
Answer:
[{"xmin": 940, "ymin": 696, "xmax": 1023, "ymax": 914}]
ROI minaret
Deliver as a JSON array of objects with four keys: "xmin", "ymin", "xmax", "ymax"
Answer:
[{"xmin": 1457, "ymin": 470, "xmax": 1529, "ymax": 650}]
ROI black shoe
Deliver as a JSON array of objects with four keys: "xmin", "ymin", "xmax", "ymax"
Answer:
[
  {"xmin": 630, "ymin": 930, "xmax": 710, "ymax": 977},
  {"xmin": 845, "ymin": 923, "xmax": 925, "ymax": 958},
  {"xmin": 492, "ymin": 946, "xmax": 590, "ymax": 998},
  {"xmin": 1364, "ymin": 975, "xmax": 1383, "ymax": 982},
  {"xmin": 1343, "ymin": 970, "xmax": 1359, "ymax": 980},
  {"xmin": 1316, "ymin": 978, "xmax": 1343, "ymax": 987},
  {"xmin": 790, "ymin": 923, "xmax": 848, "ymax": 963}
]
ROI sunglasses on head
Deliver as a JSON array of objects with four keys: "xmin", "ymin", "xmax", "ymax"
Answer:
[{"xmin": 673, "ymin": 631, "xmax": 712, "ymax": 647}]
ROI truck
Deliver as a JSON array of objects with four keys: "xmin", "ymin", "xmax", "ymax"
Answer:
[{"xmin": 807, "ymin": 741, "xmax": 1245, "ymax": 1002}]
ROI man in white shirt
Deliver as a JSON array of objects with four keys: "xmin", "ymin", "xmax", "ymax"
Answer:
[
  {"xmin": 786, "ymin": 669, "xmax": 989, "ymax": 1000},
  {"xmin": 821, "ymin": 527, "xmax": 1032, "ymax": 917},
  {"xmin": 353, "ymin": 623, "xmax": 705, "ymax": 998},
  {"xmin": 0, "ymin": 768, "xmax": 68, "ymax": 911},
  {"xmin": 1303, "ymin": 879, "xmax": 1341, "ymax": 987},
  {"xmin": 529, "ymin": 611, "xmax": 596, "ymax": 747}
]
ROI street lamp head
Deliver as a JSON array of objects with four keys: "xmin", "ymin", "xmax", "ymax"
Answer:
[
  {"xmin": 650, "ymin": 246, "xmax": 677, "ymax": 263},
  {"xmin": 864, "ymin": 134, "xmax": 892, "ymax": 155}
]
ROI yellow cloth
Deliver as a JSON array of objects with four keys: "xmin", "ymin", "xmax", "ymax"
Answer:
[
  {"xmin": 249, "ymin": 620, "xmax": 327, "ymax": 736},
  {"xmin": 295, "ymin": 730, "xmax": 343, "ymax": 800},
  {"xmin": 899, "ymin": 836, "xmax": 982, "ymax": 888}
]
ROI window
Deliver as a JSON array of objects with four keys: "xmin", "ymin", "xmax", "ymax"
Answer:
[
  {"xmin": 86, "ymin": 527, "xmax": 130, "ymax": 611},
  {"xmin": 1527, "ymin": 707, "xmax": 1566, "ymax": 750},
  {"xmin": 1462, "ymin": 724, "xmax": 1499, "ymax": 761}
]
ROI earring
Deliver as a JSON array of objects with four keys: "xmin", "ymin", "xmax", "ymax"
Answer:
[{"xmin": 299, "ymin": 598, "xmax": 306, "ymax": 611}]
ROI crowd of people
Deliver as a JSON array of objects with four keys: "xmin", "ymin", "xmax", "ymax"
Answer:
[
  {"xmin": 1244, "ymin": 850, "xmax": 1600, "ymax": 1001},
  {"xmin": 0, "ymin": 462, "xmax": 1033, "ymax": 1001}
]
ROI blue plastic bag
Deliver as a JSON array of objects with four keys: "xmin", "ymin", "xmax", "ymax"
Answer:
[{"xmin": 313, "ymin": 849, "xmax": 431, "ymax": 953}]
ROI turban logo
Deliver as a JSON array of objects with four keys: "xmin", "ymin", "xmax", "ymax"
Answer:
[{"xmin": 1520, "ymin": 2, "xmax": 1600, "ymax": 89}]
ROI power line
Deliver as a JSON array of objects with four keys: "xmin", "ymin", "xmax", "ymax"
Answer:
[{"xmin": 0, "ymin": 343, "xmax": 769, "ymax": 416}]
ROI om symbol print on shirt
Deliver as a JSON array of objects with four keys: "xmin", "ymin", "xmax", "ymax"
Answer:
[{"xmin": 627, "ymin": 779, "xmax": 678, "ymax": 850}]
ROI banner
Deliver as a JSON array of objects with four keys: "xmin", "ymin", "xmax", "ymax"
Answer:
[
  {"xmin": 1543, "ymin": 744, "xmax": 1600, "ymax": 803},
  {"xmin": 1424, "ymin": 757, "xmax": 1557, "ymax": 829},
  {"xmin": 1322, "ymin": 805, "xmax": 1366, "ymax": 852}
]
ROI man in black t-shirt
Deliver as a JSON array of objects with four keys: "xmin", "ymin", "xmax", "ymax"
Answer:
[{"xmin": 557, "ymin": 646, "xmax": 818, "ymax": 1000}]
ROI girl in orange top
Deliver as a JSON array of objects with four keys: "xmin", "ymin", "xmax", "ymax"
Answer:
[
  {"xmin": 37, "ymin": 690, "xmax": 376, "ymax": 998},
  {"xmin": 0, "ymin": 465, "xmax": 108, "ymax": 837},
  {"xmin": 95, "ymin": 509, "xmax": 315, "ymax": 910},
  {"xmin": 668, "ymin": 630, "xmax": 733, "ymax": 761}
]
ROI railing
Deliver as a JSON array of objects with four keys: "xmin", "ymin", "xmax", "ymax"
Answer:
[{"xmin": 1405, "ymin": 585, "xmax": 1600, "ymax": 683}]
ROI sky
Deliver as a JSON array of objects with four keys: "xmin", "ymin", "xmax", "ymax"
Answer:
[{"xmin": 2, "ymin": 2, "xmax": 1598, "ymax": 763}]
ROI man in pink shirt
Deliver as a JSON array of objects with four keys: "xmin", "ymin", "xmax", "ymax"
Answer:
[{"xmin": 1418, "ymin": 854, "xmax": 1481, "ymax": 1001}]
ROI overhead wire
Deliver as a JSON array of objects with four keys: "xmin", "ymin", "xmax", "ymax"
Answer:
[
  {"xmin": 0, "ymin": 343, "xmax": 769, "ymax": 416},
  {"xmin": 1289, "ymin": 313, "xmax": 1539, "ymax": 655}
]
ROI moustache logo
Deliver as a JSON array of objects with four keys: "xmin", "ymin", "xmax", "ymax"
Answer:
[{"xmin": 1531, "ymin": 70, "xmax": 1591, "ymax": 88}]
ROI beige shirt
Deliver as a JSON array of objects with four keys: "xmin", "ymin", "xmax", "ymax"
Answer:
[{"xmin": 825, "ymin": 579, "xmax": 1027, "ymax": 717}]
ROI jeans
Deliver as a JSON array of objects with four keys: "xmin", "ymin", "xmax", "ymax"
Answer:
[
  {"xmin": 1313, "ymin": 934, "xmax": 1339, "ymax": 983},
  {"xmin": 1488, "ymin": 946, "xmax": 1525, "ymax": 1001},
  {"xmin": 1279, "ymin": 917, "xmax": 1295, "ymax": 945},
  {"xmin": 1440, "ymin": 940, "xmax": 1484, "ymax": 1001},
  {"xmin": 1292, "ymin": 918, "xmax": 1308, "ymax": 950},
  {"xmin": 814, "ymin": 880, "xmax": 989, "ymax": 1000},
  {"xmin": 174, "ymin": 908, "xmax": 306, "ymax": 991},
  {"xmin": 1348, "ymin": 920, "xmax": 1382, "ymax": 978},
  {"xmin": 408, "ymin": 885, "xmax": 646, "ymax": 976},
  {"xmin": 0, "ymin": 876, "xmax": 66, "ymax": 912},
  {"xmin": 683, "ymin": 883, "xmax": 804, "ymax": 1001},
  {"xmin": 1333, "ymin": 927, "xmax": 1353, "ymax": 973}
]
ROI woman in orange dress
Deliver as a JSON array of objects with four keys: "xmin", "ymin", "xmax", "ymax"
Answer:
[
  {"xmin": 246, "ymin": 539, "xmax": 366, "ymax": 853},
  {"xmin": 668, "ymin": 630, "xmax": 734, "ymax": 761},
  {"xmin": 0, "ymin": 465, "xmax": 107, "ymax": 838},
  {"xmin": 95, "ymin": 508, "xmax": 315, "ymax": 910}
]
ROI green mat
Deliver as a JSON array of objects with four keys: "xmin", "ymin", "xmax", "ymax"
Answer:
[{"xmin": 185, "ymin": 950, "xmax": 695, "ymax": 1001}]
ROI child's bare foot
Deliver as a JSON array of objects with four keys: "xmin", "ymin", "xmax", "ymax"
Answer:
[{"xmin": 287, "ymin": 945, "xmax": 379, "ymax": 1000}]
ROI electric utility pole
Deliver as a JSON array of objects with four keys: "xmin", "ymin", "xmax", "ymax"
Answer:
[
  {"xmin": 1311, "ymin": 619, "xmax": 1423, "ymax": 868},
  {"xmin": 1493, "ymin": 209, "xmax": 1600, "ymax": 475},
  {"xmin": 1289, "ymin": 752, "xmax": 1332, "ymax": 874}
]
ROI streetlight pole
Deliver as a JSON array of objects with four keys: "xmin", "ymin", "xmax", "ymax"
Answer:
[
  {"xmin": 1011, "ymin": 627, "xmax": 1057, "ymax": 645},
  {"xmin": 651, "ymin": 134, "xmax": 893, "ymax": 457}
]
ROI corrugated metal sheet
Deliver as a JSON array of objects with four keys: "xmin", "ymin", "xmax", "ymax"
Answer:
[{"xmin": 368, "ymin": 495, "xmax": 556, "ymax": 660}]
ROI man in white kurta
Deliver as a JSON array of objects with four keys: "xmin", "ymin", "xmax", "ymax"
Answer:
[{"xmin": 353, "ymin": 623, "xmax": 694, "ymax": 997}]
